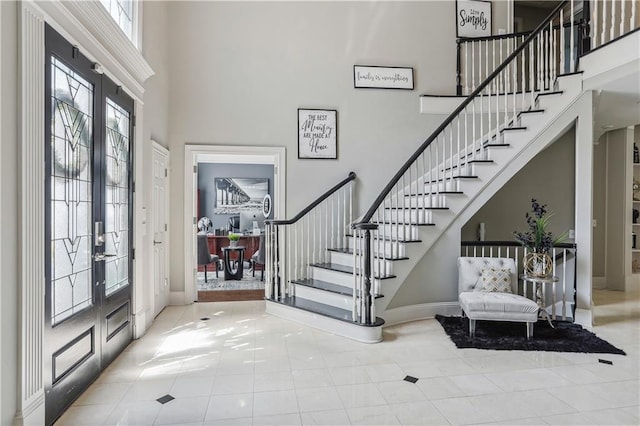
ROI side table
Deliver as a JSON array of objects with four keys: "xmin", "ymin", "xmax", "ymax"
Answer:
[
  {"xmin": 222, "ymin": 246, "xmax": 246, "ymax": 280},
  {"xmin": 520, "ymin": 274, "xmax": 558, "ymax": 328}
]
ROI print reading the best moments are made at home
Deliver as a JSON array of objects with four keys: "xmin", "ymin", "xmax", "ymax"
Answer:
[{"xmin": 298, "ymin": 110, "xmax": 336, "ymax": 159}]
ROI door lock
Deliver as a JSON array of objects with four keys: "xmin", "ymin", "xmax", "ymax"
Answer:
[{"xmin": 95, "ymin": 221, "xmax": 105, "ymax": 246}]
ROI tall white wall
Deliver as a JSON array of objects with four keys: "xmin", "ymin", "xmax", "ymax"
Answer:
[
  {"xmin": 0, "ymin": 1, "xmax": 18, "ymax": 424},
  {"xmin": 593, "ymin": 138, "xmax": 606, "ymax": 279},
  {"xmin": 605, "ymin": 128, "xmax": 630, "ymax": 291},
  {"xmin": 165, "ymin": 0, "xmax": 509, "ymax": 295},
  {"xmin": 138, "ymin": 1, "xmax": 170, "ymax": 328}
]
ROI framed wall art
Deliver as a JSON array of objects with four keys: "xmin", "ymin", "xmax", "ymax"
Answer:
[
  {"xmin": 298, "ymin": 108, "xmax": 337, "ymax": 159},
  {"xmin": 456, "ymin": 0, "xmax": 492, "ymax": 38},
  {"xmin": 353, "ymin": 65, "xmax": 414, "ymax": 90}
]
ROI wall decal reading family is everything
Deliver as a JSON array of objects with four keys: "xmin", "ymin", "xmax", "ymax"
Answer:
[
  {"xmin": 456, "ymin": 0, "xmax": 492, "ymax": 38},
  {"xmin": 298, "ymin": 108, "xmax": 337, "ymax": 159}
]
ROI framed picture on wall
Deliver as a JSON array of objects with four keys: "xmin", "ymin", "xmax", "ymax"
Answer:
[
  {"xmin": 298, "ymin": 108, "xmax": 337, "ymax": 159},
  {"xmin": 353, "ymin": 65, "xmax": 414, "ymax": 90},
  {"xmin": 456, "ymin": 0, "xmax": 492, "ymax": 38},
  {"xmin": 213, "ymin": 177, "xmax": 269, "ymax": 214}
]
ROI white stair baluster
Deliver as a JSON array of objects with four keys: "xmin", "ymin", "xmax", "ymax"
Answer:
[
  {"xmin": 611, "ymin": 0, "xmax": 617, "ymax": 40},
  {"xmin": 620, "ymin": 0, "xmax": 626, "ymax": 36}
]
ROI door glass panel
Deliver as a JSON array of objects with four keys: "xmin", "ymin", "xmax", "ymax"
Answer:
[
  {"xmin": 105, "ymin": 98, "xmax": 130, "ymax": 297},
  {"xmin": 50, "ymin": 57, "xmax": 94, "ymax": 325}
]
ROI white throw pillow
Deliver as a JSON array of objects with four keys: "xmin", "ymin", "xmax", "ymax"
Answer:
[{"xmin": 480, "ymin": 267, "xmax": 512, "ymax": 293}]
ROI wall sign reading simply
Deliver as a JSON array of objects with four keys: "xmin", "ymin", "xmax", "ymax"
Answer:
[
  {"xmin": 353, "ymin": 65, "xmax": 414, "ymax": 90},
  {"xmin": 298, "ymin": 108, "xmax": 337, "ymax": 159},
  {"xmin": 456, "ymin": 0, "xmax": 492, "ymax": 38}
]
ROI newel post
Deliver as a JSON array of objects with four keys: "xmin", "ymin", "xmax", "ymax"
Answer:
[{"xmin": 352, "ymin": 222, "xmax": 378, "ymax": 324}]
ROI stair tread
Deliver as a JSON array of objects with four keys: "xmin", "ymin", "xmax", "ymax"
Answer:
[
  {"xmin": 536, "ymin": 90, "xmax": 563, "ymax": 98},
  {"xmin": 328, "ymin": 247, "xmax": 409, "ymax": 261},
  {"xmin": 346, "ymin": 233, "xmax": 423, "ymax": 243},
  {"xmin": 444, "ymin": 160, "xmax": 494, "ymax": 171},
  {"xmin": 518, "ymin": 109, "xmax": 544, "ymax": 117},
  {"xmin": 426, "ymin": 175, "xmax": 478, "ymax": 183},
  {"xmin": 409, "ymin": 191, "xmax": 464, "ymax": 196},
  {"xmin": 372, "ymin": 221, "xmax": 435, "ymax": 226},
  {"xmin": 292, "ymin": 278, "xmax": 353, "ymax": 296},
  {"xmin": 384, "ymin": 206, "xmax": 449, "ymax": 210},
  {"xmin": 293, "ymin": 278, "xmax": 386, "ymax": 298},
  {"xmin": 311, "ymin": 262, "xmax": 396, "ymax": 280},
  {"xmin": 271, "ymin": 296, "xmax": 385, "ymax": 327},
  {"xmin": 500, "ymin": 126, "xmax": 527, "ymax": 133}
]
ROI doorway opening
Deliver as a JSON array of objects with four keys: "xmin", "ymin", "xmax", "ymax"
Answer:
[{"xmin": 183, "ymin": 145, "xmax": 285, "ymax": 303}]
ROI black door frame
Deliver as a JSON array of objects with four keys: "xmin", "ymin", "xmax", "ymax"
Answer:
[{"xmin": 43, "ymin": 24, "xmax": 134, "ymax": 425}]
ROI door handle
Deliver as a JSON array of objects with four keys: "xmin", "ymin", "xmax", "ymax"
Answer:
[
  {"xmin": 153, "ymin": 240, "xmax": 163, "ymax": 245},
  {"xmin": 94, "ymin": 253, "xmax": 117, "ymax": 262}
]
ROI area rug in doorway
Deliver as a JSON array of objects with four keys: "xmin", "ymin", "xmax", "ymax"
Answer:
[{"xmin": 435, "ymin": 315, "xmax": 626, "ymax": 355}]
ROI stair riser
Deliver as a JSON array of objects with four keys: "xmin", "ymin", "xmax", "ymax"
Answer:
[
  {"xmin": 535, "ymin": 94, "xmax": 565, "ymax": 110},
  {"xmin": 329, "ymin": 251, "xmax": 394, "ymax": 274},
  {"xmin": 517, "ymin": 112, "xmax": 545, "ymax": 128},
  {"xmin": 293, "ymin": 284, "xmax": 353, "ymax": 310},
  {"xmin": 348, "ymin": 237, "xmax": 407, "ymax": 258},
  {"xmin": 423, "ymin": 180, "xmax": 461, "ymax": 192},
  {"xmin": 372, "ymin": 224, "xmax": 420, "ymax": 240},
  {"xmin": 405, "ymin": 194, "xmax": 449, "ymax": 208},
  {"xmin": 310, "ymin": 266, "xmax": 384, "ymax": 288},
  {"xmin": 555, "ymin": 75, "xmax": 582, "ymax": 93},
  {"xmin": 382, "ymin": 209, "xmax": 445, "ymax": 224},
  {"xmin": 265, "ymin": 300, "xmax": 382, "ymax": 343}
]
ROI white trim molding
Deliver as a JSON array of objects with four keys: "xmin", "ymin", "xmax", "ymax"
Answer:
[
  {"xmin": 183, "ymin": 145, "xmax": 286, "ymax": 305},
  {"xmin": 17, "ymin": 3, "xmax": 46, "ymax": 425},
  {"xmin": 31, "ymin": 0, "xmax": 154, "ymax": 101}
]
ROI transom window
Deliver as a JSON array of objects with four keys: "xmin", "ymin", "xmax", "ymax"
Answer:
[{"xmin": 100, "ymin": 0, "xmax": 134, "ymax": 42}]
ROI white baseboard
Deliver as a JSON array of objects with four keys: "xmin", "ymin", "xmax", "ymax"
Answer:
[
  {"xmin": 592, "ymin": 276, "xmax": 607, "ymax": 289},
  {"xmin": 14, "ymin": 391, "xmax": 44, "ymax": 426},
  {"xmin": 169, "ymin": 291, "xmax": 186, "ymax": 305},
  {"xmin": 381, "ymin": 302, "xmax": 461, "ymax": 327},
  {"xmin": 575, "ymin": 308, "xmax": 593, "ymax": 329},
  {"xmin": 132, "ymin": 309, "xmax": 147, "ymax": 339},
  {"xmin": 266, "ymin": 300, "xmax": 383, "ymax": 343}
]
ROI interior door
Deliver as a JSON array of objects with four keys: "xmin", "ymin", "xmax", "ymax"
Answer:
[
  {"xmin": 44, "ymin": 25, "xmax": 133, "ymax": 425},
  {"xmin": 153, "ymin": 144, "xmax": 169, "ymax": 317}
]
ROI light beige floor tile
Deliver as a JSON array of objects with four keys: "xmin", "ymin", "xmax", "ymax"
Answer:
[
  {"xmin": 300, "ymin": 409, "xmax": 351, "ymax": 425},
  {"xmin": 376, "ymin": 380, "xmax": 425, "ymax": 404},
  {"xmin": 346, "ymin": 405, "xmax": 400, "ymax": 425},
  {"xmin": 253, "ymin": 389, "xmax": 299, "ymax": 417},
  {"xmin": 204, "ymin": 393, "xmax": 253, "ymax": 421},
  {"xmin": 253, "ymin": 413, "xmax": 302, "ymax": 425},
  {"xmin": 170, "ymin": 375, "xmax": 215, "ymax": 398},
  {"xmin": 292, "ymin": 368, "xmax": 334, "ymax": 389},
  {"xmin": 154, "ymin": 395, "xmax": 209, "ymax": 425},
  {"xmin": 335, "ymin": 383, "xmax": 387, "ymax": 408},
  {"xmin": 211, "ymin": 374, "xmax": 253, "ymax": 395},
  {"xmin": 103, "ymin": 400, "xmax": 162, "ymax": 426},
  {"xmin": 295, "ymin": 387, "xmax": 344, "ymax": 412}
]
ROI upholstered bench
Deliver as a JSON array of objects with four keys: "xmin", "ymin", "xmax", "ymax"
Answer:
[{"xmin": 458, "ymin": 257, "xmax": 539, "ymax": 339}]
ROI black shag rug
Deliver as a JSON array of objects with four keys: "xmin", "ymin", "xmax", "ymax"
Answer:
[{"xmin": 435, "ymin": 315, "xmax": 626, "ymax": 355}]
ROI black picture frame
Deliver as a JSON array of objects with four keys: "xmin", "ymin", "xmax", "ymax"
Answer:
[
  {"xmin": 297, "ymin": 108, "xmax": 338, "ymax": 160},
  {"xmin": 456, "ymin": 0, "xmax": 492, "ymax": 39},
  {"xmin": 353, "ymin": 65, "xmax": 415, "ymax": 90}
]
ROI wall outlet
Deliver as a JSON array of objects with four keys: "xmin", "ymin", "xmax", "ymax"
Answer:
[{"xmin": 569, "ymin": 229, "xmax": 575, "ymax": 239}]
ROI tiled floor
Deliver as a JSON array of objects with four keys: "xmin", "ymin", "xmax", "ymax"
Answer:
[{"xmin": 56, "ymin": 290, "xmax": 640, "ymax": 425}]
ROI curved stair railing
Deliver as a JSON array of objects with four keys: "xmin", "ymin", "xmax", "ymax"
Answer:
[
  {"xmin": 352, "ymin": 0, "xmax": 579, "ymax": 325},
  {"xmin": 265, "ymin": 172, "xmax": 356, "ymax": 301}
]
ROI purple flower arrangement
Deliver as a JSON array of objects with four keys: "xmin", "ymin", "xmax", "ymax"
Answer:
[{"xmin": 514, "ymin": 199, "xmax": 567, "ymax": 254}]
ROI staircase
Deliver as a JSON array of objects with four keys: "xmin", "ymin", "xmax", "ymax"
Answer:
[{"xmin": 265, "ymin": 0, "xmax": 639, "ymax": 342}]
